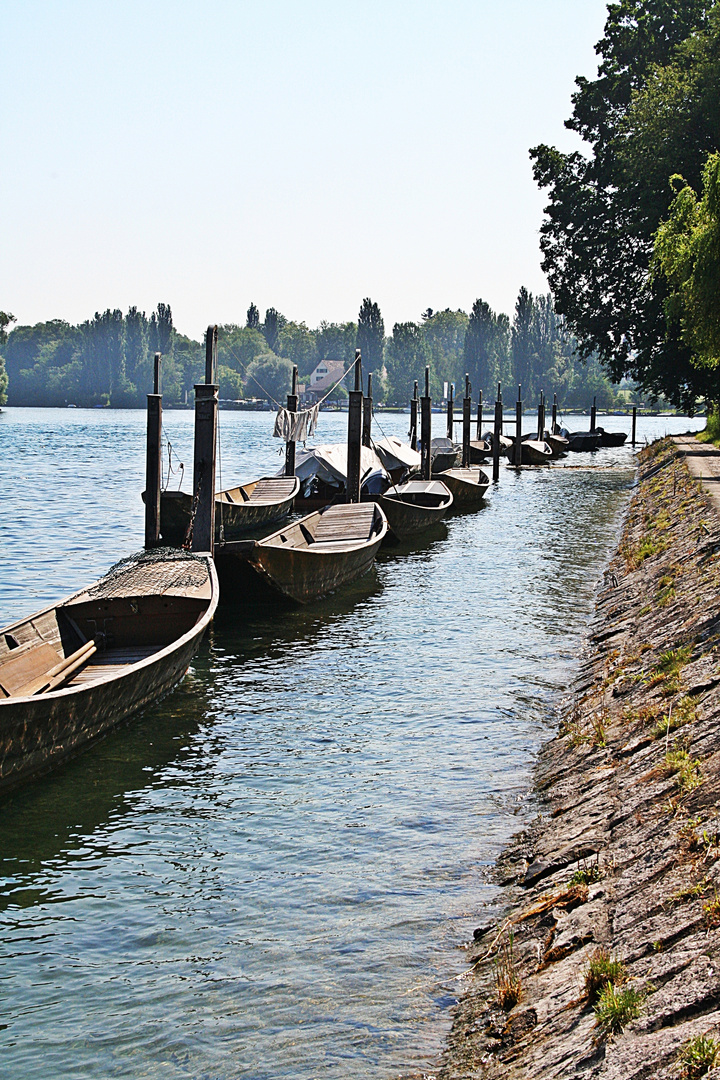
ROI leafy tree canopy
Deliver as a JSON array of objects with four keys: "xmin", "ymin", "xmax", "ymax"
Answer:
[
  {"xmin": 245, "ymin": 352, "xmax": 294, "ymax": 404},
  {"xmin": 530, "ymin": 0, "xmax": 717, "ymax": 409},
  {"xmin": 653, "ymin": 152, "xmax": 720, "ymax": 372}
]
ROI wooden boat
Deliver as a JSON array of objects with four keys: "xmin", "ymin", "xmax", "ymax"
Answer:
[
  {"xmin": 481, "ymin": 431, "xmax": 513, "ymax": 456},
  {"xmin": 429, "ymin": 437, "xmax": 460, "ymax": 473},
  {"xmin": 468, "ymin": 439, "xmax": 491, "ymax": 464},
  {"xmin": 545, "ymin": 431, "xmax": 569, "ymax": 457},
  {"xmin": 378, "ymin": 479, "xmax": 453, "ymax": 540},
  {"xmin": 516, "ymin": 438, "xmax": 554, "ymax": 465},
  {"xmin": 222, "ymin": 502, "xmax": 388, "ymax": 603},
  {"xmin": 592, "ymin": 426, "xmax": 628, "ymax": 447},
  {"xmin": 0, "ymin": 549, "xmax": 218, "ymax": 795},
  {"xmin": 158, "ymin": 477, "xmax": 300, "ymax": 545},
  {"xmin": 559, "ymin": 428, "xmax": 601, "ymax": 452},
  {"xmin": 434, "ymin": 467, "xmax": 490, "ymax": 509}
]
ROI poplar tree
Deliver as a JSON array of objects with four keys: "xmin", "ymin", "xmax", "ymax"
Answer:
[{"xmin": 357, "ymin": 298, "xmax": 385, "ymax": 372}]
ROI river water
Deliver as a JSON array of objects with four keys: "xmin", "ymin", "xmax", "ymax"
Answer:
[{"xmin": 0, "ymin": 408, "xmax": 702, "ymax": 1079}]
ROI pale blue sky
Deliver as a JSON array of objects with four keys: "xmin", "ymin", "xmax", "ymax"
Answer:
[{"xmin": 1, "ymin": 0, "xmax": 608, "ymax": 337}]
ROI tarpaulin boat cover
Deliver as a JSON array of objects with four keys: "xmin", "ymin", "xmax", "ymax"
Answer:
[
  {"xmin": 280, "ymin": 444, "xmax": 388, "ymax": 488},
  {"xmin": 373, "ymin": 436, "xmax": 421, "ymax": 471}
]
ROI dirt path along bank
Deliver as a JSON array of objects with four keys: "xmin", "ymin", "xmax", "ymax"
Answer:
[{"xmin": 440, "ymin": 438, "xmax": 720, "ymax": 1079}]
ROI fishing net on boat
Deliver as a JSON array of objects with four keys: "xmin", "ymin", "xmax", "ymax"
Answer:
[{"xmin": 80, "ymin": 547, "xmax": 210, "ymax": 600}]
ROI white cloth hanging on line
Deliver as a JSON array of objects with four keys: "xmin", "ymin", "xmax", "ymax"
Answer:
[{"xmin": 273, "ymin": 404, "xmax": 320, "ymax": 443}]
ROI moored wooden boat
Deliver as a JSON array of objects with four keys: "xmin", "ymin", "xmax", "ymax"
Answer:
[
  {"xmin": 545, "ymin": 431, "xmax": 569, "ymax": 457},
  {"xmin": 481, "ymin": 431, "xmax": 513, "ymax": 456},
  {"xmin": 223, "ymin": 502, "xmax": 388, "ymax": 603},
  {"xmin": 561, "ymin": 429, "xmax": 601, "ymax": 452},
  {"xmin": 592, "ymin": 426, "xmax": 628, "ymax": 447},
  {"xmin": 0, "ymin": 549, "xmax": 218, "ymax": 795},
  {"xmin": 517, "ymin": 438, "xmax": 554, "ymax": 465},
  {"xmin": 378, "ymin": 479, "xmax": 453, "ymax": 540},
  {"xmin": 158, "ymin": 477, "xmax": 300, "ymax": 545},
  {"xmin": 429, "ymin": 437, "xmax": 460, "ymax": 473},
  {"xmin": 468, "ymin": 439, "xmax": 491, "ymax": 463},
  {"xmin": 434, "ymin": 467, "xmax": 490, "ymax": 509}
]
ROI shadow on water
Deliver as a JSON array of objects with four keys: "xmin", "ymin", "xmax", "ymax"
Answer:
[{"xmin": 0, "ymin": 666, "xmax": 214, "ymax": 909}]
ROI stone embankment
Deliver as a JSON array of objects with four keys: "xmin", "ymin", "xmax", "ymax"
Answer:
[{"xmin": 440, "ymin": 437, "xmax": 720, "ymax": 1079}]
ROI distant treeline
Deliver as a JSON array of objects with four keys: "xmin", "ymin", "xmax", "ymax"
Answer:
[{"xmin": 0, "ymin": 290, "xmax": 628, "ymax": 409}]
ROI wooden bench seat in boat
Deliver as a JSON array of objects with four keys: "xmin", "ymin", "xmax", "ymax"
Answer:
[
  {"xmin": 311, "ymin": 504, "xmax": 376, "ymax": 543},
  {"xmin": 248, "ymin": 478, "xmax": 297, "ymax": 503}
]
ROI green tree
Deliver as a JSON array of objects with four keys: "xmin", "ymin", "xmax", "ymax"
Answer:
[
  {"xmin": 385, "ymin": 322, "xmax": 430, "ymax": 404},
  {"xmin": 0, "ymin": 312, "xmax": 15, "ymax": 405},
  {"xmin": 246, "ymin": 352, "xmax": 293, "ymax": 404},
  {"xmin": 357, "ymin": 298, "xmax": 385, "ymax": 372},
  {"xmin": 653, "ymin": 153, "xmax": 720, "ymax": 373},
  {"xmin": 316, "ymin": 321, "xmax": 357, "ymax": 368},
  {"xmin": 263, "ymin": 308, "xmax": 281, "ymax": 353},
  {"xmin": 218, "ymin": 326, "xmax": 267, "ymax": 373},
  {"xmin": 530, "ymin": 0, "xmax": 715, "ymax": 409},
  {"xmin": 246, "ymin": 302, "xmax": 260, "ymax": 329},
  {"xmin": 277, "ymin": 320, "xmax": 317, "ymax": 376},
  {"xmin": 463, "ymin": 299, "xmax": 510, "ymax": 398},
  {"xmin": 421, "ymin": 308, "xmax": 468, "ymax": 396}
]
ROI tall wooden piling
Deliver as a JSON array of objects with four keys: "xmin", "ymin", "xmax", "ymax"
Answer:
[
  {"xmin": 537, "ymin": 390, "xmax": 545, "ymax": 441},
  {"xmin": 462, "ymin": 373, "xmax": 471, "ymax": 468},
  {"xmin": 492, "ymin": 384, "xmax": 502, "ymax": 483},
  {"xmin": 285, "ymin": 365, "xmax": 299, "ymax": 478},
  {"xmin": 346, "ymin": 350, "xmax": 363, "ymax": 503},
  {"xmin": 363, "ymin": 373, "xmax": 373, "ymax": 448},
  {"xmin": 410, "ymin": 381, "xmax": 419, "ymax": 451},
  {"xmin": 447, "ymin": 383, "xmax": 454, "ymax": 441},
  {"xmin": 590, "ymin": 396, "xmax": 597, "ymax": 432},
  {"xmin": 632, "ymin": 406, "xmax": 637, "ymax": 447},
  {"xmin": 476, "ymin": 390, "xmax": 483, "ymax": 439},
  {"xmin": 420, "ymin": 367, "xmax": 432, "ymax": 481},
  {"xmin": 552, "ymin": 394, "xmax": 558, "ymax": 435},
  {"xmin": 513, "ymin": 385, "xmax": 523, "ymax": 466},
  {"xmin": 144, "ymin": 352, "xmax": 162, "ymax": 549},
  {"xmin": 191, "ymin": 326, "xmax": 219, "ymax": 554}
]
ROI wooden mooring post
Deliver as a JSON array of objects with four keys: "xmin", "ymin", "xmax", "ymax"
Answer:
[
  {"xmin": 410, "ymin": 381, "xmax": 419, "ymax": 451},
  {"xmin": 346, "ymin": 350, "xmax": 363, "ymax": 503},
  {"xmin": 552, "ymin": 393, "xmax": 558, "ymax": 434},
  {"xmin": 476, "ymin": 390, "xmax": 483, "ymax": 440},
  {"xmin": 590, "ymin": 396, "xmax": 597, "ymax": 432},
  {"xmin": 144, "ymin": 352, "xmax": 162, "ymax": 549},
  {"xmin": 285, "ymin": 365, "xmax": 299, "ymax": 478},
  {"xmin": 420, "ymin": 367, "xmax": 431, "ymax": 481},
  {"xmin": 462, "ymin": 373, "xmax": 471, "ymax": 468},
  {"xmin": 363, "ymin": 373, "xmax": 373, "ymax": 448},
  {"xmin": 446, "ymin": 383, "xmax": 454, "ymax": 441},
  {"xmin": 632, "ymin": 406, "xmax": 637, "ymax": 447},
  {"xmin": 537, "ymin": 390, "xmax": 545, "ymax": 441},
  {"xmin": 492, "ymin": 383, "xmax": 502, "ymax": 483},
  {"xmin": 192, "ymin": 326, "xmax": 219, "ymax": 554},
  {"xmin": 513, "ymin": 385, "xmax": 523, "ymax": 466}
]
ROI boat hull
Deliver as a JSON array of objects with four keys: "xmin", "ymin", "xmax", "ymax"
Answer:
[
  {"xmin": 564, "ymin": 431, "xmax": 601, "ymax": 452},
  {"xmin": 518, "ymin": 440, "xmax": 553, "ymax": 465},
  {"xmin": 468, "ymin": 440, "xmax": 491, "ymax": 464},
  {"xmin": 378, "ymin": 481, "xmax": 452, "ymax": 540},
  {"xmin": 159, "ymin": 477, "xmax": 299, "ymax": 545},
  {"xmin": 236, "ymin": 503, "xmax": 389, "ymax": 604},
  {"xmin": 434, "ymin": 468, "xmax": 490, "ymax": 509},
  {"xmin": 0, "ymin": 554, "xmax": 218, "ymax": 795},
  {"xmin": 593, "ymin": 427, "xmax": 628, "ymax": 447},
  {"xmin": 251, "ymin": 534, "xmax": 384, "ymax": 603}
]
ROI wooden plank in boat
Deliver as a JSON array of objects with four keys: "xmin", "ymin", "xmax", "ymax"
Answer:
[
  {"xmin": 313, "ymin": 505, "xmax": 375, "ymax": 543},
  {"xmin": 248, "ymin": 478, "xmax": 297, "ymax": 502},
  {"xmin": 0, "ymin": 642, "xmax": 61, "ymax": 697}
]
